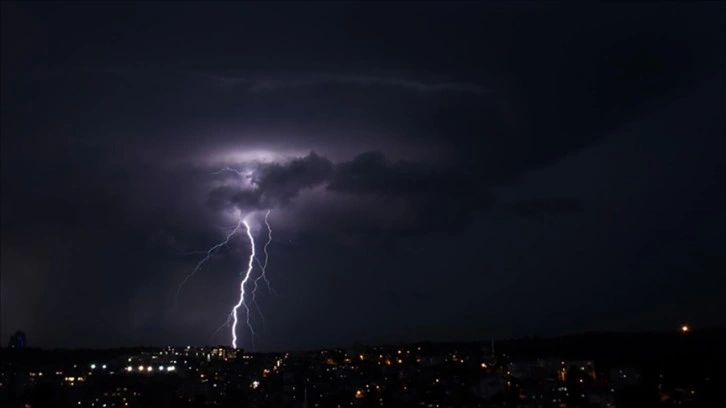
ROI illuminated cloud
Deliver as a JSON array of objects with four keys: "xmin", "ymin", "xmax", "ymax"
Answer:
[{"xmin": 205, "ymin": 152, "xmax": 334, "ymax": 212}]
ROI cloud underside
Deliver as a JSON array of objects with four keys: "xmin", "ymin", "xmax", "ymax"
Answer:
[
  {"xmin": 190, "ymin": 72, "xmax": 484, "ymax": 94},
  {"xmin": 205, "ymin": 151, "xmax": 576, "ymax": 238}
]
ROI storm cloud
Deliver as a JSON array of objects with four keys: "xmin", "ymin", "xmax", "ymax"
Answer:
[
  {"xmin": 2, "ymin": 1, "xmax": 724, "ymax": 349},
  {"xmin": 205, "ymin": 152, "xmax": 334, "ymax": 212},
  {"xmin": 203, "ymin": 149, "xmax": 501, "ymax": 237},
  {"xmin": 505, "ymin": 198, "xmax": 580, "ymax": 219}
]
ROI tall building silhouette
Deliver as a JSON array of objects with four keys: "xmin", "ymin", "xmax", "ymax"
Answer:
[{"xmin": 9, "ymin": 330, "xmax": 26, "ymax": 348}]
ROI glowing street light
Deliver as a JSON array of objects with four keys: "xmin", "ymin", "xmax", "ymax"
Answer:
[{"xmin": 681, "ymin": 325, "xmax": 690, "ymax": 333}]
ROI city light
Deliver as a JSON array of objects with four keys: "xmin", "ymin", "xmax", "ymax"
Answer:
[
  {"xmin": 90, "ymin": 364, "xmax": 96, "ymax": 369},
  {"xmin": 681, "ymin": 325, "xmax": 690, "ymax": 333},
  {"xmin": 10, "ymin": 343, "xmax": 715, "ymax": 406}
]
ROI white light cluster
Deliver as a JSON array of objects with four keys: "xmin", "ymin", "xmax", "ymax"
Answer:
[{"xmin": 126, "ymin": 364, "xmax": 176, "ymax": 373}]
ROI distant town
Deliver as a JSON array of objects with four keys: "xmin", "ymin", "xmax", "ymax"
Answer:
[{"xmin": 2, "ymin": 327, "xmax": 724, "ymax": 407}]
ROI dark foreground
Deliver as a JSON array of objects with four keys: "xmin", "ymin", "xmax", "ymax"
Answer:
[{"xmin": 2, "ymin": 328, "xmax": 724, "ymax": 407}]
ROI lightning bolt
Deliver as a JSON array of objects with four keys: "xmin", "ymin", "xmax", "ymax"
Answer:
[
  {"xmin": 212, "ymin": 167, "xmax": 246, "ymax": 177},
  {"xmin": 257, "ymin": 209, "xmax": 276, "ymax": 294},
  {"xmin": 211, "ymin": 313, "xmax": 233, "ymax": 342},
  {"xmin": 179, "ymin": 167, "xmax": 277, "ymax": 349},
  {"xmin": 252, "ymin": 210, "xmax": 277, "ymax": 300},
  {"xmin": 231, "ymin": 218, "xmax": 257, "ymax": 350},
  {"xmin": 175, "ymin": 219, "xmax": 244, "ymax": 304},
  {"xmin": 248, "ymin": 209, "xmax": 277, "ymax": 334}
]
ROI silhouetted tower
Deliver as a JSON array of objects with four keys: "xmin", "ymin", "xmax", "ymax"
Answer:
[{"xmin": 8, "ymin": 331, "xmax": 26, "ymax": 348}]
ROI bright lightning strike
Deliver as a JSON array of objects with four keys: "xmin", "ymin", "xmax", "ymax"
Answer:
[
  {"xmin": 259, "ymin": 209, "xmax": 276, "ymax": 294},
  {"xmin": 175, "ymin": 219, "xmax": 244, "ymax": 304},
  {"xmin": 249, "ymin": 209, "xmax": 277, "ymax": 333},
  {"xmin": 179, "ymin": 168, "xmax": 279, "ymax": 350},
  {"xmin": 231, "ymin": 218, "xmax": 257, "ymax": 349},
  {"xmin": 212, "ymin": 167, "xmax": 247, "ymax": 177},
  {"xmin": 252, "ymin": 210, "xmax": 277, "ymax": 301}
]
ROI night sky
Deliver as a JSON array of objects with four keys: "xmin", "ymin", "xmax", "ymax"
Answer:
[{"xmin": 2, "ymin": 2, "xmax": 725, "ymax": 351}]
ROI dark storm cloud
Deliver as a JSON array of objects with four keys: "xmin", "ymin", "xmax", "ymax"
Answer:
[
  {"xmin": 10, "ymin": 2, "xmax": 715, "ymax": 173},
  {"xmin": 328, "ymin": 151, "xmax": 476, "ymax": 197},
  {"xmin": 225, "ymin": 73, "xmax": 483, "ymax": 94},
  {"xmin": 504, "ymin": 198, "xmax": 580, "ymax": 219},
  {"xmin": 75, "ymin": 67, "xmax": 485, "ymax": 94},
  {"xmin": 206, "ymin": 152, "xmax": 334, "ymax": 212},
  {"xmin": 326, "ymin": 151, "xmax": 495, "ymax": 236},
  {"xmin": 254, "ymin": 152, "xmax": 334, "ymax": 203},
  {"xmin": 203, "ymin": 150, "xmax": 500, "ymax": 241},
  {"xmin": 2, "ymin": 1, "xmax": 725, "ymax": 349},
  {"xmin": 206, "ymin": 150, "xmax": 491, "ymax": 216}
]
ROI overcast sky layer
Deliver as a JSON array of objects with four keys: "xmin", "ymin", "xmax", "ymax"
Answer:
[{"xmin": 1, "ymin": 2, "xmax": 725, "ymax": 350}]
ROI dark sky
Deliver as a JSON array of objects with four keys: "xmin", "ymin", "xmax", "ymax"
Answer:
[{"xmin": 2, "ymin": 2, "xmax": 725, "ymax": 351}]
